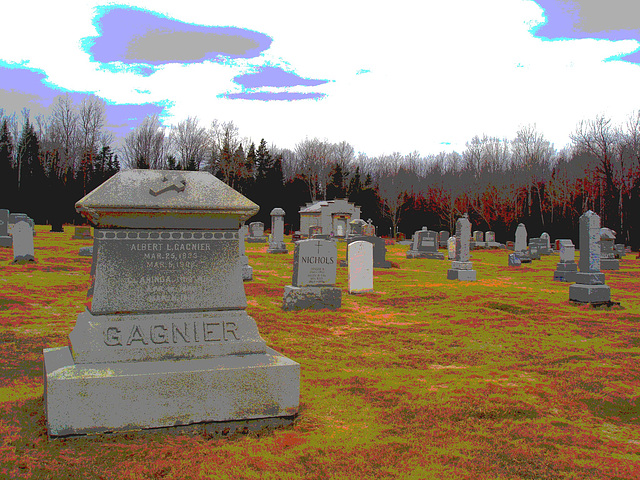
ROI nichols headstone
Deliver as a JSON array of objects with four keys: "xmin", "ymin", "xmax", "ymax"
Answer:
[
  {"xmin": 43, "ymin": 170, "xmax": 300, "ymax": 437},
  {"xmin": 348, "ymin": 241, "xmax": 373, "ymax": 294},
  {"xmin": 569, "ymin": 210, "xmax": 611, "ymax": 304},
  {"xmin": 447, "ymin": 215, "xmax": 476, "ymax": 281},
  {"xmin": 282, "ymin": 239, "xmax": 341, "ymax": 310}
]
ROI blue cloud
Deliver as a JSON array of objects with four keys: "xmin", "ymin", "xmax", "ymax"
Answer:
[
  {"xmin": 220, "ymin": 92, "xmax": 327, "ymax": 101},
  {"xmin": 233, "ymin": 66, "xmax": 329, "ymax": 88},
  {"xmin": 83, "ymin": 5, "xmax": 273, "ymax": 66}
]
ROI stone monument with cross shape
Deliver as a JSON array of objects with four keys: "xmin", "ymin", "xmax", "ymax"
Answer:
[
  {"xmin": 569, "ymin": 210, "xmax": 611, "ymax": 304},
  {"xmin": 447, "ymin": 214, "xmax": 476, "ymax": 281},
  {"xmin": 43, "ymin": 170, "xmax": 300, "ymax": 437}
]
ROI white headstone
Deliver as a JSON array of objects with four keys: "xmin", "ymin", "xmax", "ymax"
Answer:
[
  {"xmin": 348, "ymin": 241, "xmax": 373, "ymax": 294},
  {"xmin": 12, "ymin": 220, "xmax": 35, "ymax": 263}
]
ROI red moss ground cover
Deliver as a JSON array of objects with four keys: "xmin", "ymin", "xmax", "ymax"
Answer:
[{"xmin": 1, "ymin": 227, "xmax": 640, "ymax": 479}]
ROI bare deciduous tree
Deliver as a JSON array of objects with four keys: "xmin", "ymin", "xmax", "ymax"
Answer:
[
  {"xmin": 294, "ymin": 137, "xmax": 333, "ymax": 201},
  {"xmin": 122, "ymin": 114, "xmax": 167, "ymax": 169},
  {"xmin": 169, "ymin": 116, "xmax": 209, "ymax": 170}
]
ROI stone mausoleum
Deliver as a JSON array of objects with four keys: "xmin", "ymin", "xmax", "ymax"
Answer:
[{"xmin": 299, "ymin": 199, "xmax": 361, "ymax": 238}]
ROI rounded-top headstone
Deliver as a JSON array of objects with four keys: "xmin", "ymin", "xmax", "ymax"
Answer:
[
  {"xmin": 270, "ymin": 207, "xmax": 286, "ymax": 216},
  {"xmin": 75, "ymin": 170, "xmax": 259, "ymax": 229}
]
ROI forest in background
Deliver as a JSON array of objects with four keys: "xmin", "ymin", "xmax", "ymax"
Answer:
[{"xmin": 1, "ymin": 93, "xmax": 640, "ymax": 248}]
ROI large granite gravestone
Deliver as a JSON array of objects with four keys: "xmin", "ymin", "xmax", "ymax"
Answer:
[
  {"xmin": 12, "ymin": 220, "xmax": 35, "ymax": 263},
  {"xmin": 239, "ymin": 223, "xmax": 253, "ymax": 281},
  {"xmin": 267, "ymin": 208, "xmax": 288, "ymax": 254},
  {"xmin": 72, "ymin": 226, "xmax": 93, "ymax": 240},
  {"xmin": 341, "ymin": 235, "xmax": 392, "ymax": 268},
  {"xmin": 406, "ymin": 230, "xmax": 444, "ymax": 259},
  {"xmin": 348, "ymin": 241, "xmax": 373, "ymax": 294},
  {"xmin": 247, "ymin": 221, "xmax": 267, "ymax": 243},
  {"xmin": 43, "ymin": 170, "xmax": 299, "ymax": 437},
  {"xmin": 447, "ymin": 215, "xmax": 476, "ymax": 281},
  {"xmin": 569, "ymin": 211, "xmax": 611, "ymax": 304},
  {"xmin": 0, "ymin": 209, "xmax": 11, "ymax": 247},
  {"xmin": 599, "ymin": 228, "xmax": 619, "ymax": 270},
  {"xmin": 553, "ymin": 239, "xmax": 577, "ymax": 282},
  {"xmin": 514, "ymin": 223, "xmax": 531, "ymax": 263},
  {"xmin": 282, "ymin": 239, "xmax": 341, "ymax": 310}
]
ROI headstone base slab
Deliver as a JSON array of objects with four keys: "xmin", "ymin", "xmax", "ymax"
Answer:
[
  {"xmin": 447, "ymin": 269, "xmax": 477, "ymax": 281},
  {"xmin": 282, "ymin": 285, "xmax": 341, "ymax": 311},
  {"xmin": 600, "ymin": 259, "xmax": 620, "ymax": 270},
  {"xmin": 246, "ymin": 238, "xmax": 267, "ymax": 243},
  {"xmin": 569, "ymin": 284, "xmax": 611, "ymax": 303},
  {"xmin": 43, "ymin": 345, "xmax": 300, "ymax": 437},
  {"xmin": 267, "ymin": 242, "xmax": 288, "ymax": 254},
  {"xmin": 573, "ymin": 272, "xmax": 606, "ymax": 285},
  {"xmin": 0, "ymin": 236, "xmax": 12, "ymax": 247},
  {"xmin": 12, "ymin": 255, "xmax": 35, "ymax": 264},
  {"xmin": 406, "ymin": 251, "xmax": 444, "ymax": 259},
  {"xmin": 515, "ymin": 252, "xmax": 531, "ymax": 263}
]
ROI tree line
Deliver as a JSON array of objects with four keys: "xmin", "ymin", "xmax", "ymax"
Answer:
[{"xmin": 1, "ymin": 93, "xmax": 639, "ymax": 248}]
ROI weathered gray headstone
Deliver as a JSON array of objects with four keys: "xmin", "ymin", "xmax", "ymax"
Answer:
[
  {"xmin": 348, "ymin": 219, "xmax": 366, "ymax": 237},
  {"xmin": 529, "ymin": 239, "xmax": 541, "ymax": 260},
  {"xmin": 569, "ymin": 210, "xmax": 611, "ymax": 303},
  {"xmin": 614, "ymin": 243, "xmax": 626, "ymax": 259},
  {"xmin": 12, "ymin": 220, "xmax": 35, "ymax": 263},
  {"xmin": 267, "ymin": 208, "xmax": 288, "ymax": 254},
  {"xmin": 0, "ymin": 209, "xmax": 11, "ymax": 247},
  {"xmin": 599, "ymin": 228, "xmax": 619, "ymax": 270},
  {"xmin": 514, "ymin": 223, "xmax": 531, "ymax": 262},
  {"xmin": 78, "ymin": 246, "xmax": 94, "ymax": 257},
  {"xmin": 447, "ymin": 215, "xmax": 476, "ymax": 281},
  {"xmin": 540, "ymin": 232, "xmax": 551, "ymax": 255},
  {"xmin": 485, "ymin": 230, "xmax": 500, "ymax": 249},
  {"xmin": 43, "ymin": 170, "xmax": 300, "ymax": 437},
  {"xmin": 348, "ymin": 241, "xmax": 373, "ymax": 294},
  {"xmin": 438, "ymin": 230, "xmax": 450, "ymax": 248},
  {"xmin": 447, "ymin": 235, "xmax": 456, "ymax": 260},
  {"xmin": 553, "ymin": 239, "xmax": 577, "ymax": 282},
  {"xmin": 282, "ymin": 239, "xmax": 341, "ymax": 310},
  {"xmin": 247, "ymin": 221, "xmax": 267, "ymax": 243},
  {"xmin": 342, "ymin": 235, "xmax": 391, "ymax": 268},
  {"xmin": 239, "ymin": 223, "xmax": 252, "ymax": 281}
]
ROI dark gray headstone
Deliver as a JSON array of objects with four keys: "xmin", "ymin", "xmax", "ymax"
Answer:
[
  {"xmin": 570, "ymin": 211, "xmax": 611, "ymax": 303},
  {"xmin": 0, "ymin": 209, "xmax": 11, "ymax": 247}
]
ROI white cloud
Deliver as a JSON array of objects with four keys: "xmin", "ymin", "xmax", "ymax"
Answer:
[{"xmin": 2, "ymin": 0, "xmax": 640, "ymax": 157}]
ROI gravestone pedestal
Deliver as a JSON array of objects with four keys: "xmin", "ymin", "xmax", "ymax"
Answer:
[
  {"xmin": 447, "ymin": 216, "xmax": 476, "ymax": 281},
  {"xmin": 267, "ymin": 208, "xmax": 288, "ymax": 254},
  {"xmin": 569, "ymin": 211, "xmax": 611, "ymax": 304},
  {"xmin": 43, "ymin": 170, "xmax": 299, "ymax": 437}
]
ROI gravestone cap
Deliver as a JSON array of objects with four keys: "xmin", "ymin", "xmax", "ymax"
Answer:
[
  {"xmin": 270, "ymin": 208, "xmax": 285, "ymax": 216},
  {"xmin": 76, "ymin": 170, "xmax": 259, "ymax": 229}
]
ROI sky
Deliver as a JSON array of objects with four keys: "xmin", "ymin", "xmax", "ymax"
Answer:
[{"xmin": 1, "ymin": 0, "xmax": 640, "ymax": 158}]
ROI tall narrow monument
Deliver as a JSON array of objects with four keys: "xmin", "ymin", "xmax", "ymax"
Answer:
[
  {"xmin": 447, "ymin": 215, "xmax": 476, "ymax": 281},
  {"xmin": 43, "ymin": 170, "xmax": 300, "ymax": 437},
  {"xmin": 569, "ymin": 210, "xmax": 611, "ymax": 304}
]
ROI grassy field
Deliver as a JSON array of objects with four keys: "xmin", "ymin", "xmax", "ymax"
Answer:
[{"xmin": 1, "ymin": 226, "xmax": 639, "ymax": 479}]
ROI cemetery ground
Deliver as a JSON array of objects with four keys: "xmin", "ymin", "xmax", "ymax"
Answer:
[{"xmin": 1, "ymin": 227, "xmax": 639, "ymax": 480}]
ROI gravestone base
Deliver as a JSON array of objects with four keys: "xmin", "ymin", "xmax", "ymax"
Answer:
[
  {"xmin": 282, "ymin": 285, "xmax": 341, "ymax": 311},
  {"xmin": 43, "ymin": 345, "xmax": 300, "ymax": 437},
  {"xmin": 78, "ymin": 247, "xmax": 93, "ymax": 257},
  {"xmin": 12, "ymin": 255, "xmax": 35, "ymax": 264},
  {"xmin": 447, "ymin": 268, "xmax": 476, "ymax": 281},
  {"xmin": 600, "ymin": 258, "xmax": 620, "ymax": 270},
  {"xmin": 472, "ymin": 241, "xmax": 486, "ymax": 249},
  {"xmin": 72, "ymin": 235, "xmax": 93, "ymax": 240},
  {"xmin": 553, "ymin": 261, "xmax": 577, "ymax": 282},
  {"xmin": 486, "ymin": 242, "xmax": 501, "ymax": 249},
  {"xmin": 406, "ymin": 250, "xmax": 444, "ymax": 259},
  {"xmin": 0, "ymin": 236, "xmax": 12, "ymax": 247},
  {"xmin": 247, "ymin": 237, "xmax": 267, "ymax": 243},
  {"xmin": 515, "ymin": 251, "xmax": 532, "ymax": 263},
  {"xmin": 267, "ymin": 242, "xmax": 288, "ymax": 254},
  {"xmin": 569, "ymin": 284, "xmax": 611, "ymax": 303}
]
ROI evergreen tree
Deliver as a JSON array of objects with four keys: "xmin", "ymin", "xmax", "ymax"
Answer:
[
  {"xmin": 348, "ymin": 166, "xmax": 362, "ymax": 198},
  {"xmin": 0, "ymin": 119, "xmax": 15, "ymax": 209},
  {"xmin": 16, "ymin": 119, "xmax": 43, "ymax": 219},
  {"xmin": 255, "ymin": 139, "xmax": 271, "ymax": 179},
  {"xmin": 166, "ymin": 154, "xmax": 181, "ymax": 170},
  {"xmin": 327, "ymin": 162, "xmax": 346, "ymax": 199}
]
